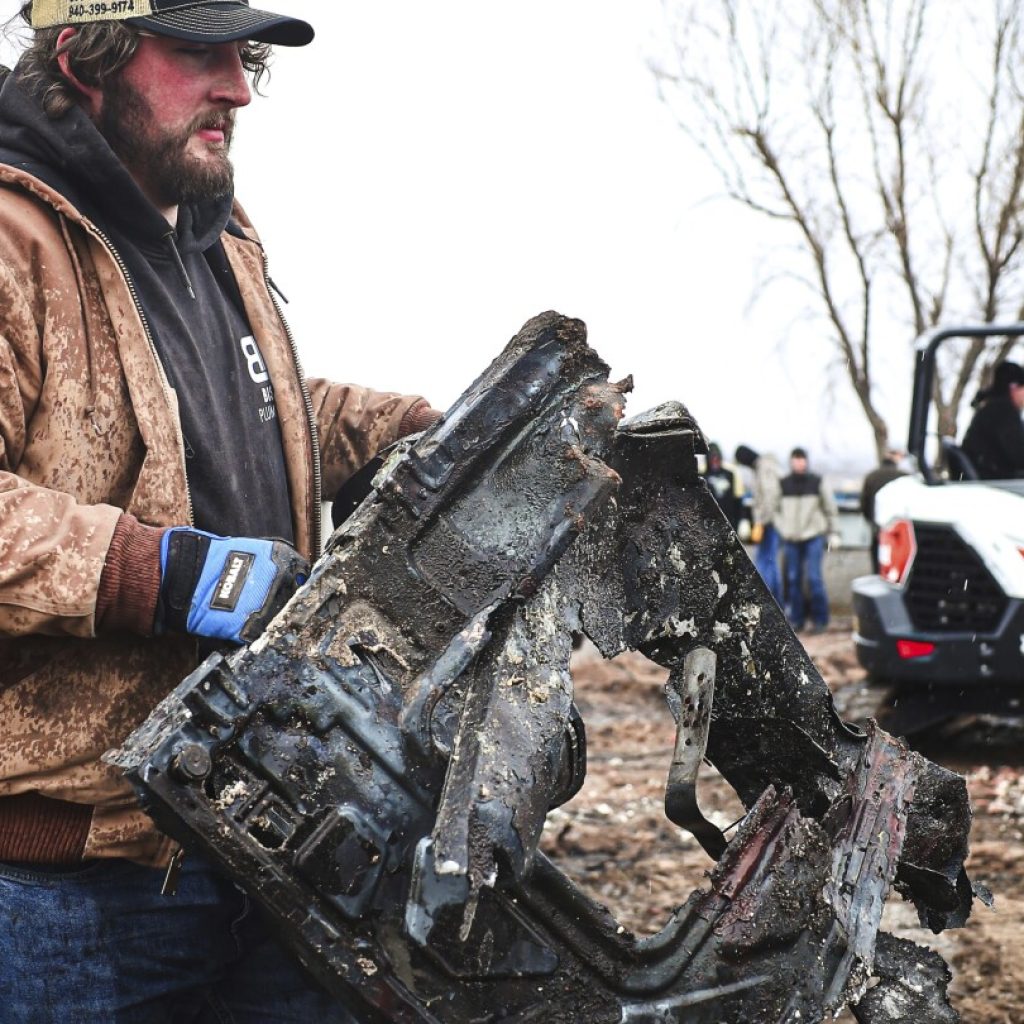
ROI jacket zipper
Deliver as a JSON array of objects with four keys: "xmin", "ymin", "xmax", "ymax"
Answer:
[
  {"xmin": 260, "ymin": 250, "xmax": 323, "ymax": 560},
  {"xmin": 91, "ymin": 224, "xmax": 195, "ymax": 527}
]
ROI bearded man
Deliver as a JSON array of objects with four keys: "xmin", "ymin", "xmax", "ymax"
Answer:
[{"xmin": 0, "ymin": 3, "xmax": 439, "ymax": 1018}]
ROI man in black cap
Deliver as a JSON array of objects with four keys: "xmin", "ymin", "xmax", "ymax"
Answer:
[
  {"xmin": 0, "ymin": 3, "xmax": 438, "ymax": 1017},
  {"xmin": 30, "ymin": 0, "xmax": 315, "ymax": 45},
  {"xmin": 961, "ymin": 360, "xmax": 1024, "ymax": 479},
  {"xmin": 735, "ymin": 444, "xmax": 783, "ymax": 602},
  {"xmin": 701, "ymin": 441, "xmax": 741, "ymax": 529}
]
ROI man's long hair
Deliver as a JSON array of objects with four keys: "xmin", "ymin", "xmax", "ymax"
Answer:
[{"xmin": 15, "ymin": 2, "xmax": 271, "ymax": 119}]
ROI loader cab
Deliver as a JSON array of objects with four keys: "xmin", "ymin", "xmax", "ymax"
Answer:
[{"xmin": 853, "ymin": 321, "xmax": 1024, "ymax": 724}]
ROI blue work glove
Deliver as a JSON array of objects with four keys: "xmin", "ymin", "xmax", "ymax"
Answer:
[{"xmin": 155, "ymin": 527, "xmax": 310, "ymax": 645}]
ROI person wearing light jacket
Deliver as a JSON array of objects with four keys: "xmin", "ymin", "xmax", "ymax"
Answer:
[
  {"xmin": 0, "ymin": 2, "xmax": 440, "ymax": 1017},
  {"xmin": 776, "ymin": 447, "xmax": 840, "ymax": 634},
  {"xmin": 735, "ymin": 444, "xmax": 783, "ymax": 603}
]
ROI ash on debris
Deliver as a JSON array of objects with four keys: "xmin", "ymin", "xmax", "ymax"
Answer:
[{"xmin": 547, "ymin": 622, "xmax": 1024, "ymax": 1024}]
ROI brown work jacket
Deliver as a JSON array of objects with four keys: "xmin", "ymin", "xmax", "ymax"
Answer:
[{"xmin": 0, "ymin": 165, "xmax": 428, "ymax": 865}]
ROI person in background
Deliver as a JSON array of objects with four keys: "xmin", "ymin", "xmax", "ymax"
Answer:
[
  {"xmin": 0, "ymin": 2, "xmax": 440, "ymax": 1018},
  {"xmin": 960, "ymin": 360, "xmax": 1024, "ymax": 480},
  {"xmin": 735, "ymin": 444, "xmax": 783, "ymax": 603},
  {"xmin": 860, "ymin": 450, "xmax": 906, "ymax": 572},
  {"xmin": 702, "ymin": 441, "xmax": 741, "ymax": 530},
  {"xmin": 776, "ymin": 447, "xmax": 840, "ymax": 635}
]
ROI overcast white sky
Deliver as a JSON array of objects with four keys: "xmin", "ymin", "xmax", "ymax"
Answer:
[{"xmin": 2, "ymin": 1, "xmax": 900, "ymax": 472}]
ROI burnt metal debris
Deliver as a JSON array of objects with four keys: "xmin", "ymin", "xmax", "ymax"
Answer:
[{"xmin": 110, "ymin": 312, "xmax": 978, "ymax": 1023}]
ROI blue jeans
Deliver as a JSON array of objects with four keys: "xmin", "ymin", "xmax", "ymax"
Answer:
[
  {"xmin": 784, "ymin": 534, "xmax": 829, "ymax": 629},
  {"xmin": 754, "ymin": 523, "xmax": 784, "ymax": 604},
  {"xmin": 0, "ymin": 853, "xmax": 355, "ymax": 1023}
]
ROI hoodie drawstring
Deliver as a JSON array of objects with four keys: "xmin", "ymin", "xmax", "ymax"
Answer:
[{"xmin": 163, "ymin": 231, "xmax": 196, "ymax": 300}]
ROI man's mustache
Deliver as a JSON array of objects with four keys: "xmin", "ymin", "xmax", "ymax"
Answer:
[{"xmin": 186, "ymin": 112, "xmax": 236, "ymax": 144}]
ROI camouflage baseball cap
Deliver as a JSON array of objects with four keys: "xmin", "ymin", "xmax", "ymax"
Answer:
[{"xmin": 31, "ymin": 0, "xmax": 314, "ymax": 46}]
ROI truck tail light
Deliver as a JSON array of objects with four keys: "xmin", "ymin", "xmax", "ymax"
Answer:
[
  {"xmin": 896, "ymin": 639, "xmax": 935, "ymax": 659},
  {"xmin": 878, "ymin": 519, "xmax": 917, "ymax": 585}
]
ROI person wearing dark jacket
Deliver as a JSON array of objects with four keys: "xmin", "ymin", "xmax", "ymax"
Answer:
[
  {"xmin": 702, "ymin": 442, "xmax": 741, "ymax": 529},
  {"xmin": 961, "ymin": 360, "xmax": 1024, "ymax": 480},
  {"xmin": 0, "ymin": 3, "xmax": 440, "ymax": 1018},
  {"xmin": 860, "ymin": 451, "xmax": 906, "ymax": 572}
]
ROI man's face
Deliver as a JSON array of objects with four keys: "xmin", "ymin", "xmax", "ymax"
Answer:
[
  {"xmin": 791, "ymin": 455, "xmax": 808, "ymax": 474},
  {"xmin": 97, "ymin": 33, "xmax": 252, "ymax": 208},
  {"xmin": 1011, "ymin": 382, "xmax": 1024, "ymax": 411}
]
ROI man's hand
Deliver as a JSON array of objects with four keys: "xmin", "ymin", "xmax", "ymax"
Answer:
[
  {"xmin": 155, "ymin": 528, "xmax": 310, "ymax": 645},
  {"xmin": 828, "ymin": 532, "xmax": 842, "ymax": 552},
  {"xmin": 750, "ymin": 522, "xmax": 764, "ymax": 545}
]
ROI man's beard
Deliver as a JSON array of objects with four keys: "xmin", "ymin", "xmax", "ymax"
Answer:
[{"xmin": 99, "ymin": 75, "xmax": 236, "ymax": 207}]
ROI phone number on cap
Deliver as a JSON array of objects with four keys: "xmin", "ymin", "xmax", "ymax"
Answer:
[{"xmin": 68, "ymin": 1, "xmax": 137, "ymax": 16}]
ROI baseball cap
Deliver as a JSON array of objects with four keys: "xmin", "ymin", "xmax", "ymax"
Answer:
[
  {"xmin": 734, "ymin": 444, "xmax": 760, "ymax": 469},
  {"xmin": 993, "ymin": 360, "xmax": 1024, "ymax": 389},
  {"xmin": 31, "ymin": 0, "xmax": 314, "ymax": 46},
  {"xmin": 974, "ymin": 359, "xmax": 1024, "ymax": 406}
]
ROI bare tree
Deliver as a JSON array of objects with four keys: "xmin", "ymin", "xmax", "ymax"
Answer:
[{"xmin": 653, "ymin": 0, "xmax": 1024, "ymax": 457}]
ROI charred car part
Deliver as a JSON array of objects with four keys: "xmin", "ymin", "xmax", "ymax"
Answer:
[{"xmin": 111, "ymin": 312, "xmax": 977, "ymax": 1023}]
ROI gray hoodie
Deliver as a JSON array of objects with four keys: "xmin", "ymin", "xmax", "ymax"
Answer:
[{"xmin": 751, "ymin": 452, "xmax": 782, "ymax": 528}]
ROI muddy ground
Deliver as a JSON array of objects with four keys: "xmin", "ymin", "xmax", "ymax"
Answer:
[{"xmin": 540, "ymin": 620, "xmax": 1023, "ymax": 1024}]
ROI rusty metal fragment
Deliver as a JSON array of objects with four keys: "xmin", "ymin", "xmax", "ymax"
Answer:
[
  {"xmin": 110, "ymin": 311, "xmax": 976, "ymax": 1023},
  {"xmin": 663, "ymin": 646, "xmax": 726, "ymax": 858}
]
